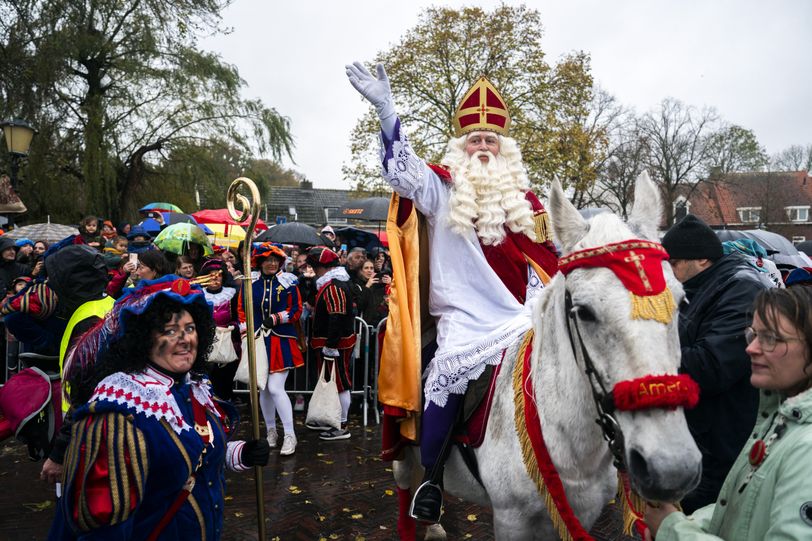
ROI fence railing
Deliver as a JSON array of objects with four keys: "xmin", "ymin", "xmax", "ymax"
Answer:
[{"xmin": 233, "ymin": 315, "xmax": 386, "ymax": 427}]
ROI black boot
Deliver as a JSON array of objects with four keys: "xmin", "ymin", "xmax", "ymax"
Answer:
[{"xmin": 409, "ymin": 479, "xmax": 443, "ymax": 523}]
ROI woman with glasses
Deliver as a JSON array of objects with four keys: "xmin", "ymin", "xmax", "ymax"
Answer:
[{"xmin": 645, "ymin": 285, "xmax": 812, "ymax": 540}]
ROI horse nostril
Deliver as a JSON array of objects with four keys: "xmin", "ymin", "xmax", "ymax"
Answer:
[{"xmin": 629, "ymin": 448, "xmax": 652, "ymax": 485}]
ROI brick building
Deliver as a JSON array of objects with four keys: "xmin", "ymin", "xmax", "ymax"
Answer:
[{"xmin": 675, "ymin": 170, "xmax": 812, "ymax": 243}]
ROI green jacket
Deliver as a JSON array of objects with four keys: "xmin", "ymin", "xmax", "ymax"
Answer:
[{"xmin": 658, "ymin": 387, "xmax": 812, "ymax": 540}]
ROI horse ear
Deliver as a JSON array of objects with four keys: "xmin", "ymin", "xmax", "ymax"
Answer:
[
  {"xmin": 628, "ymin": 171, "xmax": 662, "ymax": 241},
  {"xmin": 548, "ymin": 179, "xmax": 588, "ymax": 253}
]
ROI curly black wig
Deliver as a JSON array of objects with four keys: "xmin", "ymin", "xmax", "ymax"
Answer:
[{"xmin": 70, "ymin": 295, "xmax": 216, "ymax": 406}]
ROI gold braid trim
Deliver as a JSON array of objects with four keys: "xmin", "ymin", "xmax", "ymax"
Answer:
[
  {"xmin": 512, "ymin": 330, "xmax": 575, "ymax": 541},
  {"xmin": 188, "ymin": 494, "xmax": 208, "ymax": 541},
  {"xmin": 533, "ymin": 211, "xmax": 552, "ymax": 244},
  {"xmin": 616, "ymin": 471, "xmax": 647, "ymax": 535},
  {"xmin": 630, "ymin": 288, "xmax": 676, "ymax": 325}
]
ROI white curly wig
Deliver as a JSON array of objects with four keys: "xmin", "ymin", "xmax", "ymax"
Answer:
[{"xmin": 441, "ymin": 133, "xmax": 536, "ymax": 245}]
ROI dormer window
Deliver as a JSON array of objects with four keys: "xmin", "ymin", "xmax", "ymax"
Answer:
[
  {"xmin": 737, "ymin": 207, "xmax": 761, "ymax": 223},
  {"xmin": 786, "ymin": 206, "xmax": 809, "ymax": 223}
]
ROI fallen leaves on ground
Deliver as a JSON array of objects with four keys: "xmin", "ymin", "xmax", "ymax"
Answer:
[{"xmin": 22, "ymin": 501, "xmax": 53, "ymax": 512}]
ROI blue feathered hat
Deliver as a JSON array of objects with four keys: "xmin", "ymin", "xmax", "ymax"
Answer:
[{"xmin": 63, "ymin": 275, "xmax": 211, "ymax": 383}]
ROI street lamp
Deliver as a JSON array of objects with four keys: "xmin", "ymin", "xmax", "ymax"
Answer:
[{"xmin": 1, "ymin": 118, "xmax": 37, "ymax": 190}]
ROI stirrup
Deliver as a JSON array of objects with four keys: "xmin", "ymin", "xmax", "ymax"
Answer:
[{"xmin": 409, "ymin": 481, "xmax": 443, "ymax": 523}]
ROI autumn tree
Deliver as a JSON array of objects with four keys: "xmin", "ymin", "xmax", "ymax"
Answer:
[
  {"xmin": 343, "ymin": 5, "xmax": 597, "ymax": 195},
  {"xmin": 705, "ymin": 124, "xmax": 768, "ymax": 174},
  {"xmin": 0, "ymin": 0, "xmax": 293, "ymax": 221}
]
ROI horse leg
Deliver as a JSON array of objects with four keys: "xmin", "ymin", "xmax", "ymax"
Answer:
[{"xmin": 393, "ymin": 453, "xmax": 417, "ymax": 541}]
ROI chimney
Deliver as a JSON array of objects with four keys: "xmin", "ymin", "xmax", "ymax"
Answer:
[{"xmin": 301, "ymin": 180, "xmax": 313, "ymax": 190}]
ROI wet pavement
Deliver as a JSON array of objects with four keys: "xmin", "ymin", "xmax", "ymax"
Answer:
[{"xmin": 0, "ymin": 405, "xmax": 636, "ymax": 540}]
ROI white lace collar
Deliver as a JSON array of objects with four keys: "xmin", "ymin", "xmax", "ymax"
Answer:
[{"xmin": 316, "ymin": 266, "xmax": 350, "ymax": 290}]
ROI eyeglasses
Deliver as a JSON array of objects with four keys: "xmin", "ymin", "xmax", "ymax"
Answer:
[{"xmin": 745, "ymin": 327, "xmax": 803, "ymax": 353}]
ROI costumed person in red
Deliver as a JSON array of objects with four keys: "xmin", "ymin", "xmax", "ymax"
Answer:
[
  {"xmin": 346, "ymin": 63, "xmax": 559, "ymax": 522},
  {"xmin": 305, "ymin": 246, "xmax": 357, "ymax": 441},
  {"xmin": 238, "ymin": 243, "xmax": 303, "ymax": 456},
  {"xmin": 47, "ymin": 275, "xmax": 270, "ymax": 540}
]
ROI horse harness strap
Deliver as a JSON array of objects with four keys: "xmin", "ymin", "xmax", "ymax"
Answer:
[{"xmin": 564, "ymin": 289, "xmax": 627, "ymax": 470}]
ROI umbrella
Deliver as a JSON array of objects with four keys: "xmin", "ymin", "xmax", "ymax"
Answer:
[
  {"xmin": 715, "ymin": 229, "xmax": 812, "ymax": 267},
  {"xmin": 335, "ymin": 226, "xmax": 383, "ymax": 252},
  {"xmin": 139, "ymin": 218, "xmax": 162, "ymax": 237},
  {"xmin": 795, "ymin": 240, "xmax": 812, "ymax": 258},
  {"xmin": 139, "ymin": 202, "xmax": 183, "ymax": 214},
  {"xmin": 160, "ymin": 213, "xmax": 212, "ymax": 234},
  {"xmin": 153, "ymin": 223, "xmax": 213, "ymax": 256},
  {"xmin": 255, "ymin": 222, "xmax": 322, "ymax": 246},
  {"xmin": 5, "ymin": 222, "xmax": 80, "ymax": 243},
  {"xmin": 192, "ymin": 208, "xmax": 268, "ymax": 231},
  {"xmin": 338, "ymin": 197, "xmax": 390, "ymax": 222},
  {"xmin": 206, "ymin": 223, "xmax": 245, "ymax": 249}
]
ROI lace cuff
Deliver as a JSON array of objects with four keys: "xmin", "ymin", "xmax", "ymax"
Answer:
[
  {"xmin": 379, "ymin": 117, "xmax": 425, "ymax": 199},
  {"xmin": 423, "ymin": 319, "xmax": 531, "ymax": 408}
]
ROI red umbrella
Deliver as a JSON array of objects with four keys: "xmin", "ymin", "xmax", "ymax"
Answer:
[
  {"xmin": 376, "ymin": 230, "xmax": 388, "ymax": 247},
  {"xmin": 192, "ymin": 208, "xmax": 268, "ymax": 230}
]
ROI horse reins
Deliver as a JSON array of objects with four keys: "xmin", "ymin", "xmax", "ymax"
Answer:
[{"xmin": 563, "ymin": 289, "xmax": 627, "ymax": 469}]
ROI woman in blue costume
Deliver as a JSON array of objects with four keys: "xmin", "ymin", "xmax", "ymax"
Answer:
[
  {"xmin": 238, "ymin": 243, "xmax": 304, "ymax": 456},
  {"xmin": 48, "ymin": 275, "xmax": 269, "ymax": 540}
]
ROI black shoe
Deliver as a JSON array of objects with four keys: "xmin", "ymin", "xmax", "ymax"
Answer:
[
  {"xmin": 409, "ymin": 481, "xmax": 443, "ymax": 523},
  {"xmin": 319, "ymin": 427, "xmax": 351, "ymax": 440}
]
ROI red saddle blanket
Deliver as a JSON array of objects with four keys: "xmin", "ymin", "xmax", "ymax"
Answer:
[{"xmin": 455, "ymin": 357, "xmax": 504, "ymax": 448}]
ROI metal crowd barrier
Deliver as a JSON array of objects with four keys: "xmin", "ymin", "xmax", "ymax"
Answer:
[{"xmin": 234, "ymin": 315, "xmax": 387, "ymax": 427}]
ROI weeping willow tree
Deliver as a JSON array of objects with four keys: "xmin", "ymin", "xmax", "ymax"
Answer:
[{"xmin": 1, "ymin": 0, "xmax": 293, "ymax": 221}]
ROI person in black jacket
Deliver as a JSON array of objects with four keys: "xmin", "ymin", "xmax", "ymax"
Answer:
[
  {"xmin": 661, "ymin": 215, "xmax": 774, "ymax": 513},
  {"xmin": 0, "ymin": 235, "xmax": 30, "ymax": 293}
]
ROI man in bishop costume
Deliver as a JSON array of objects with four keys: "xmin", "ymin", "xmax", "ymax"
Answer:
[{"xmin": 346, "ymin": 62, "xmax": 559, "ymax": 522}]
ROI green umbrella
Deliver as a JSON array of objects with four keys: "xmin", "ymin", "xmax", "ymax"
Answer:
[{"xmin": 153, "ymin": 223, "xmax": 213, "ymax": 256}]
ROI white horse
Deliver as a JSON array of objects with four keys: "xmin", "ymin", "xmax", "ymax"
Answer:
[{"xmin": 393, "ymin": 172, "xmax": 702, "ymax": 540}]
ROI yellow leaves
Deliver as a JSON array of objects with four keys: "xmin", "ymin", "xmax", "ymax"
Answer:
[
  {"xmin": 317, "ymin": 513, "xmax": 326, "ymax": 522},
  {"xmin": 224, "ymin": 495, "xmax": 233, "ymax": 501},
  {"xmin": 351, "ymin": 513, "xmax": 363, "ymax": 519},
  {"xmin": 384, "ymin": 489, "xmax": 394, "ymax": 496},
  {"xmin": 288, "ymin": 485, "xmax": 302, "ymax": 494},
  {"xmin": 22, "ymin": 500, "xmax": 53, "ymax": 512},
  {"xmin": 234, "ymin": 511, "xmax": 244, "ymax": 518},
  {"xmin": 467, "ymin": 513, "xmax": 478, "ymax": 521}
]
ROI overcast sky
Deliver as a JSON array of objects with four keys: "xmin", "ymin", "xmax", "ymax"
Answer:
[{"xmin": 202, "ymin": 0, "xmax": 812, "ymax": 190}]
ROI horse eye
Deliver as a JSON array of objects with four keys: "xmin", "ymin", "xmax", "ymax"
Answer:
[{"xmin": 574, "ymin": 305, "xmax": 597, "ymax": 322}]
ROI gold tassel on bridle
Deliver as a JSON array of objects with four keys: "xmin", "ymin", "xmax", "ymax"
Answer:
[{"xmin": 630, "ymin": 287, "xmax": 676, "ymax": 325}]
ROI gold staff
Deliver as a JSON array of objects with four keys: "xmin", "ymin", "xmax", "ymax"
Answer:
[{"xmin": 227, "ymin": 177, "xmax": 266, "ymax": 540}]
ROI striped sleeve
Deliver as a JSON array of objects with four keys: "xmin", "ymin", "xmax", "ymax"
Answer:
[
  {"xmin": 324, "ymin": 284, "xmax": 347, "ymax": 315},
  {"xmin": 62, "ymin": 412, "xmax": 148, "ymax": 532}
]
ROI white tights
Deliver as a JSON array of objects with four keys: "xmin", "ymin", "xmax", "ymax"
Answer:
[
  {"xmin": 339, "ymin": 390, "xmax": 351, "ymax": 424},
  {"xmin": 259, "ymin": 371, "xmax": 294, "ymax": 434}
]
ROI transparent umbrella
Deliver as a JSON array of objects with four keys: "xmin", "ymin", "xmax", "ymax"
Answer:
[{"xmin": 153, "ymin": 223, "xmax": 213, "ymax": 256}]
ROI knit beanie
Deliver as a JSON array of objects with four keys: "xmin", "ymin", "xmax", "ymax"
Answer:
[{"xmin": 661, "ymin": 215, "xmax": 723, "ymax": 261}]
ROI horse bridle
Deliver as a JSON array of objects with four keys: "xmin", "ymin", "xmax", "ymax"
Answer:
[{"xmin": 563, "ymin": 288, "xmax": 628, "ymax": 470}]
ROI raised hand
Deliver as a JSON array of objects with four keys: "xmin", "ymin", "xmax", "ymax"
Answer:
[{"xmin": 345, "ymin": 62, "xmax": 395, "ymax": 122}]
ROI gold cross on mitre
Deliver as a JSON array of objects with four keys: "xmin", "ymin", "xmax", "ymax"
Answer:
[{"xmin": 453, "ymin": 76, "xmax": 511, "ymax": 137}]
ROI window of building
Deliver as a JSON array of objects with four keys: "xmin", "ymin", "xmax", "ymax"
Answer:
[
  {"xmin": 323, "ymin": 207, "xmax": 347, "ymax": 224},
  {"xmin": 786, "ymin": 206, "xmax": 810, "ymax": 223},
  {"xmin": 674, "ymin": 197, "xmax": 690, "ymax": 221},
  {"xmin": 737, "ymin": 207, "xmax": 761, "ymax": 223}
]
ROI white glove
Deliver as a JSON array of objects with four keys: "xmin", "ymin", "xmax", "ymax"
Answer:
[
  {"xmin": 345, "ymin": 62, "xmax": 396, "ymax": 132},
  {"xmin": 276, "ymin": 272, "xmax": 298, "ymax": 290}
]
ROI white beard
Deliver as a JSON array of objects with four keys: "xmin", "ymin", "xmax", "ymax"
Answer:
[{"xmin": 446, "ymin": 151, "xmax": 536, "ymax": 246}]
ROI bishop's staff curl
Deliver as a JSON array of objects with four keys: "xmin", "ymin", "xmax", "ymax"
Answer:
[{"xmin": 226, "ymin": 177, "xmax": 266, "ymax": 540}]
